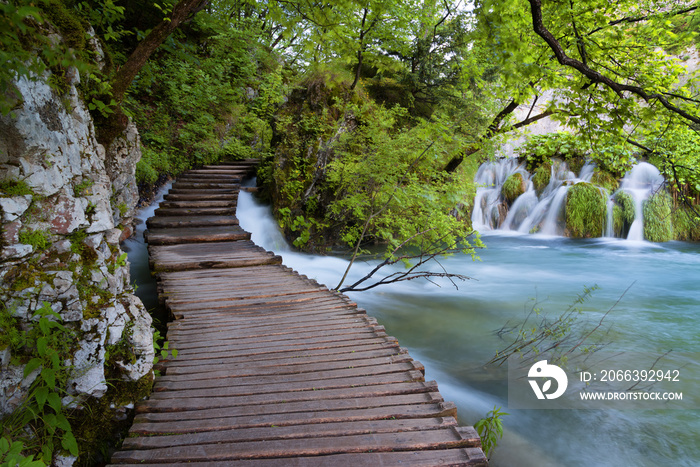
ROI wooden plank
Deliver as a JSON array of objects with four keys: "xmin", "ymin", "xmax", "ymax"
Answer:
[
  {"xmin": 111, "ymin": 426, "xmax": 475, "ymax": 463},
  {"xmin": 165, "ymin": 291, "xmax": 335, "ymax": 313},
  {"xmin": 166, "ymin": 323, "xmax": 385, "ymax": 349},
  {"xmin": 167, "ymin": 188, "xmax": 240, "ymax": 195},
  {"xmin": 160, "ymin": 344, "xmax": 403, "ymax": 369},
  {"xmin": 145, "ymin": 226, "xmax": 250, "ymax": 245},
  {"xmin": 159, "ymin": 200, "xmax": 236, "ymax": 209},
  {"xmin": 131, "ymin": 394, "xmax": 454, "ymax": 428},
  {"xmin": 172, "ymin": 182, "xmax": 241, "ymax": 189},
  {"xmin": 164, "ymin": 306, "xmax": 365, "ymax": 328},
  {"xmin": 166, "ymin": 314, "xmax": 376, "ymax": 336},
  {"xmin": 135, "ymin": 381, "xmax": 439, "ymax": 413},
  {"xmin": 178, "ymin": 173, "xmax": 243, "ymax": 179},
  {"xmin": 150, "ymin": 245, "xmax": 283, "ymax": 272},
  {"xmin": 156, "ymin": 336, "xmax": 400, "ymax": 363},
  {"xmin": 156, "ymin": 358, "xmax": 421, "ymax": 383},
  {"xmin": 122, "ymin": 417, "xmax": 458, "ymax": 450},
  {"xmin": 107, "ymin": 447, "xmax": 487, "ymax": 467},
  {"xmin": 153, "ymin": 207, "xmax": 238, "ymax": 216},
  {"xmin": 166, "ymin": 328, "xmax": 388, "ymax": 353},
  {"xmin": 164, "ymin": 193, "xmax": 239, "ymax": 201},
  {"xmin": 146, "ymin": 215, "xmax": 239, "ymax": 229},
  {"xmin": 165, "ymin": 301, "xmax": 362, "ymax": 321},
  {"xmin": 166, "ymin": 320, "xmax": 378, "ymax": 344},
  {"xmin": 151, "ymin": 368, "xmax": 425, "ymax": 396}
]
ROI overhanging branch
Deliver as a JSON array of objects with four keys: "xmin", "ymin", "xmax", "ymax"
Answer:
[{"xmin": 528, "ymin": 0, "xmax": 700, "ymax": 125}]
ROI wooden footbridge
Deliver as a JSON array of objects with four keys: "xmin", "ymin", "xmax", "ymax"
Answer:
[{"xmin": 110, "ymin": 160, "xmax": 488, "ymax": 466}]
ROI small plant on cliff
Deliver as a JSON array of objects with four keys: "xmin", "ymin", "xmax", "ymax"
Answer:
[
  {"xmin": 1, "ymin": 302, "xmax": 78, "ymax": 463},
  {"xmin": 18, "ymin": 229, "xmax": 51, "ymax": 251},
  {"xmin": 0, "ymin": 179, "xmax": 33, "ymax": 197}
]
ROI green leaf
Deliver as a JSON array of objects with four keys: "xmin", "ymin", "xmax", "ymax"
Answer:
[
  {"xmin": 36, "ymin": 336, "xmax": 48, "ymax": 356},
  {"xmin": 61, "ymin": 432, "xmax": 79, "ymax": 456},
  {"xmin": 35, "ymin": 386, "xmax": 49, "ymax": 409},
  {"xmin": 41, "ymin": 368, "xmax": 56, "ymax": 388},
  {"xmin": 0, "ymin": 436, "xmax": 9, "ymax": 452},
  {"xmin": 24, "ymin": 357, "xmax": 42, "ymax": 377},
  {"xmin": 47, "ymin": 392, "xmax": 62, "ymax": 412},
  {"xmin": 38, "ymin": 317, "xmax": 50, "ymax": 335},
  {"xmin": 55, "ymin": 413, "xmax": 71, "ymax": 431}
]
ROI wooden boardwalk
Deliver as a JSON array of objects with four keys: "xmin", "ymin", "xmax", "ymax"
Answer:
[{"xmin": 110, "ymin": 160, "xmax": 488, "ymax": 466}]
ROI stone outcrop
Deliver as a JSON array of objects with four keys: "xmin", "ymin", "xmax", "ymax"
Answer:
[{"xmin": 0, "ymin": 62, "xmax": 154, "ymax": 458}]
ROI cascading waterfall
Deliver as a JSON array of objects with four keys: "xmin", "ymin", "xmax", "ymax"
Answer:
[
  {"xmin": 472, "ymin": 158, "xmax": 665, "ymax": 240},
  {"xmin": 618, "ymin": 162, "xmax": 665, "ymax": 241}
]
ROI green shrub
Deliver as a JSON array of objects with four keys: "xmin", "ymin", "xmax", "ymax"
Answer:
[
  {"xmin": 643, "ymin": 191, "xmax": 674, "ymax": 242},
  {"xmin": 565, "ymin": 182, "xmax": 607, "ymax": 238}
]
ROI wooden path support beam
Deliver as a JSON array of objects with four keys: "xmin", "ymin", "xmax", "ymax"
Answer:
[{"xmin": 111, "ymin": 159, "xmax": 487, "ymax": 466}]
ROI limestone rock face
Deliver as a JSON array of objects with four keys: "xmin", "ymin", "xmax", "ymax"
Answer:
[
  {"xmin": 0, "ymin": 67, "xmax": 154, "ymax": 432},
  {"xmin": 106, "ymin": 121, "xmax": 142, "ymax": 239}
]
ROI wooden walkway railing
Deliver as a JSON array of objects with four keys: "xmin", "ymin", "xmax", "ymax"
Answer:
[{"xmin": 110, "ymin": 160, "xmax": 488, "ymax": 466}]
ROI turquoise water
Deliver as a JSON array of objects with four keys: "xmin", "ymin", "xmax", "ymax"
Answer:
[{"xmin": 237, "ymin": 191, "xmax": 700, "ymax": 467}]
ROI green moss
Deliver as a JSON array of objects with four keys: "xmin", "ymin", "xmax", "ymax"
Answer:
[
  {"xmin": 532, "ymin": 162, "xmax": 551, "ymax": 192},
  {"xmin": 672, "ymin": 205, "xmax": 700, "ymax": 241},
  {"xmin": 615, "ymin": 191, "xmax": 636, "ymax": 224},
  {"xmin": 0, "ymin": 179, "xmax": 33, "ymax": 196},
  {"xmin": 612, "ymin": 204, "xmax": 624, "ymax": 237},
  {"xmin": 502, "ymin": 173, "xmax": 526, "ymax": 203},
  {"xmin": 18, "ymin": 228, "xmax": 51, "ymax": 250},
  {"xmin": 70, "ymin": 372, "xmax": 154, "ymax": 465},
  {"xmin": 565, "ymin": 182, "xmax": 607, "ymax": 238},
  {"xmin": 591, "ymin": 169, "xmax": 619, "ymax": 193},
  {"xmin": 0, "ymin": 305, "xmax": 26, "ymax": 352},
  {"xmin": 643, "ymin": 191, "xmax": 674, "ymax": 242},
  {"xmin": 42, "ymin": 0, "xmax": 86, "ymax": 51}
]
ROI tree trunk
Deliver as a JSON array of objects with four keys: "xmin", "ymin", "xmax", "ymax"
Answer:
[
  {"xmin": 96, "ymin": 0, "xmax": 209, "ymax": 147},
  {"xmin": 111, "ymin": 0, "xmax": 209, "ymax": 104}
]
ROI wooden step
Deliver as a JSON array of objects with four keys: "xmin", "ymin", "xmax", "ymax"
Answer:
[
  {"xmin": 146, "ymin": 215, "xmax": 239, "ymax": 229},
  {"xmin": 145, "ymin": 226, "xmax": 250, "ymax": 245}
]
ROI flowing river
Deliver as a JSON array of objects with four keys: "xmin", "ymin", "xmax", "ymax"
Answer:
[
  {"xmin": 235, "ymin": 187, "xmax": 700, "ymax": 467},
  {"xmin": 125, "ymin": 181, "xmax": 700, "ymax": 466}
]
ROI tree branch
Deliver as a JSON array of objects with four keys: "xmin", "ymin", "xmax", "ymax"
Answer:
[{"xmin": 528, "ymin": 0, "xmax": 700, "ymax": 125}]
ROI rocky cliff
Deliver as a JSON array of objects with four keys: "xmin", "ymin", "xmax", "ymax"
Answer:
[{"xmin": 0, "ymin": 62, "xmax": 153, "ymax": 462}]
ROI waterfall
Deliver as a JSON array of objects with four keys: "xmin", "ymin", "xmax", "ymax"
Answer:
[
  {"xmin": 471, "ymin": 158, "xmax": 666, "ymax": 240},
  {"xmin": 473, "ymin": 158, "xmax": 597, "ymax": 236}
]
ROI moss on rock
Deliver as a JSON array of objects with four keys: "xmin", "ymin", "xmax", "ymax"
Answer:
[
  {"xmin": 532, "ymin": 162, "xmax": 551, "ymax": 192},
  {"xmin": 502, "ymin": 172, "xmax": 526, "ymax": 204},
  {"xmin": 643, "ymin": 191, "xmax": 674, "ymax": 242},
  {"xmin": 591, "ymin": 169, "xmax": 619, "ymax": 193},
  {"xmin": 565, "ymin": 182, "xmax": 607, "ymax": 238}
]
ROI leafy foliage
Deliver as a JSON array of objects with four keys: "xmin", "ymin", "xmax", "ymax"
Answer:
[
  {"xmin": 474, "ymin": 406, "xmax": 508, "ymax": 458},
  {"xmin": 0, "ymin": 303, "xmax": 78, "ymax": 464}
]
